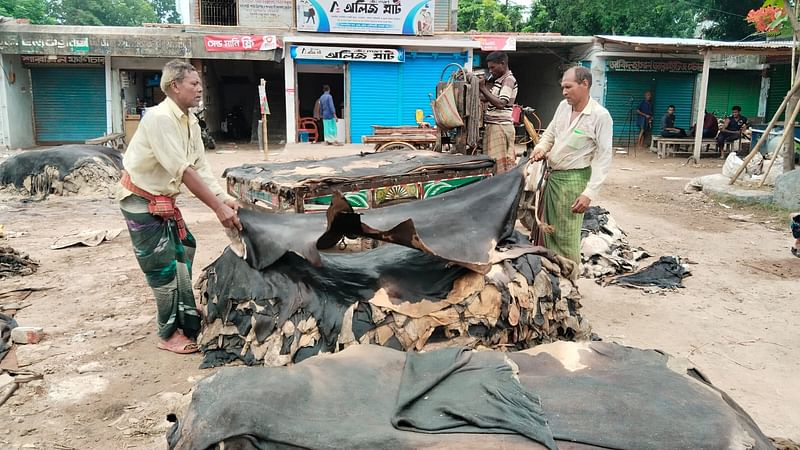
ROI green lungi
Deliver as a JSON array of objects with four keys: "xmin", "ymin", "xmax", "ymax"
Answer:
[
  {"xmin": 120, "ymin": 195, "xmax": 201, "ymax": 340},
  {"xmin": 542, "ymin": 167, "xmax": 592, "ymax": 273},
  {"xmin": 323, "ymin": 118, "xmax": 338, "ymax": 143}
]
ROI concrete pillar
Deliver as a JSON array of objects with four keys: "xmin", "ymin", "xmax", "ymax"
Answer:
[
  {"xmin": 285, "ymin": 51, "xmax": 296, "ymax": 144},
  {"xmin": 105, "ymin": 55, "xmax": 113, "ymax": 134}
]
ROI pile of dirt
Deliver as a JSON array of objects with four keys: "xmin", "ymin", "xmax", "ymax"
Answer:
[
  {"xmin": 0, "ymin": 246, "xmax": 38, "ymax": 279},
  {"xmin": 0, "ymin": 145, "xmax": 123, "ymax": 198}
]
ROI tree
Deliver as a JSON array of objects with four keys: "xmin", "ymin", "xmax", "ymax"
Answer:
[
  {"xmin": 50, "ymin": 0, "xmax": 158, "ymax": 26},
  {"xmin": 526, "ymin": 0, "xmax": 701, "ymax": 37},
  {"xmin": 0, "ymin": 0, "xmax": 56, "ymax": 24},
  {"xmin": 150, "ymin": 0, "xmax": 182, "ymax": 24},
  {"xmin": 458, "ymin": 0, "xmax": 527, "ymax": 32},
  {"xmin": 702, "ymin": 0, "xmax": 765, "ymax": 40}
]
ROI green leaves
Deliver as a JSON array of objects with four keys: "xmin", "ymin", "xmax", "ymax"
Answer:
[
  {"xmin": 2, "ymin": 0, "xmax": 179, "ymax": 26},
  {"xmin": 0, "ymin": 0, "xmax": 56, "ymax": 24}
]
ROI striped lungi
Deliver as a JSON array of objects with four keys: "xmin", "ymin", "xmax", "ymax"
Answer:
[
  {"xmin": 120, "ymin": 195, "xmax": 201, "ymax": 340},
  {"xmin": 484, "ymin": 123, "xmax": 516, "ymax": 173},
  {"xmin": 542, "ymin": 167, "xmax": 592, "ymax": 278}
]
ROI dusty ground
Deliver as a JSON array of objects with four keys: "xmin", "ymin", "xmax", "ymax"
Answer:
[{"xmin": 0, "ymin": 143, "xmax": 798, "ymax": 449}]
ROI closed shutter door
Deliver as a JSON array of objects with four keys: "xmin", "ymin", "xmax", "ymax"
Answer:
[
  {"xmin": 766, "ymin": 64, "xmax": 791, "ymax": 121},
  {"xmin": 434, "ymin": 0, "xmax": 452, "ymax": 31},
  {"xmin": 653, "ymin": 73, "xmax": 695, "ymax": 135},
  {"xmin": 706, "ymin": 70, "xmax": 761, "ymax": 120},
  {"xmin": 349, "ymin": 52, "xmax": 466, "ymax": 143},
  {"xmin": 31, "ymin": 67, "xmax": 106, "ymax": 143},
  {"xmin": 604, "ymin": 72, "xmax": 655, "ymax": 146},
  {"xmin": 349, "ymin": 62, "xmax": 401, "ymax": 143}
]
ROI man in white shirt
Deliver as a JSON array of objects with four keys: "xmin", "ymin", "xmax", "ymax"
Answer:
[{"xmin": 531, "ymin": 66, "xmax": 613, "ymax": 277}]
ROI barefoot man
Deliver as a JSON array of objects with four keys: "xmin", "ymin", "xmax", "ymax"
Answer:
[
  {"xmin": 531, "ymin": 66, "xmax": 613, "ymax": 278},
  {"xmin": 119, "ymin": 60, "xmax": 242, "ymax": 354}
]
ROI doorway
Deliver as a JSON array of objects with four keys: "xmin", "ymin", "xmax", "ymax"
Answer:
[{"xmin": 297, "ymin": 63, "xmax": 346, "ymax": 143}]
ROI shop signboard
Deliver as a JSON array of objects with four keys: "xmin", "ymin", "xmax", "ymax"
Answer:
[
  {"xmin": 606, "ymin": 59, "xmax": 704, "ymax": 73},
  {"xmin": 204, "ymin": 35, "xmax": 281, "ymax": 52},
  {"xmin": 296, "ymin": 0, "xmax": 435, "ymax": 36},
  {"xmin": 239, "ymin": 0, "xmax": 293, "ymax": 28},
  {"xmin": 291, "ymin": 45, "xmax": 404, "ymax": 62}
]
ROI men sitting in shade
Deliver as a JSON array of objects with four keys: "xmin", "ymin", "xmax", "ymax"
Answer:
[
  {"xmin": 660, "ymin": 105, "xmax": 687, "ymax": 138},
  {"xmin": 716, "ymin": 105, "xmax": 748, "ymax": 154},
  {"xmin": 689, "ymin": 111, "xmax": 719, "ymax": 139}
]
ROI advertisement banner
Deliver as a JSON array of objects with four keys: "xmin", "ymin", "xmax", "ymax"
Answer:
[
  {"xmin": 291, "ymin": 45, "xmax": 404, "ymax": 62},
  {"xmin": 473, "ymin": 36, "xmax": 516, "ymax": 52},
  {"xmin": 296, "ymin": 0, "xmax": 435, "ymax": 36},
  {"xmin": 204, "ymin": 35, "xmax": 280, "ymax": 52},
  {"xmin": 239, "ymin": 0, "xmax": 293, "ymax": 28}
]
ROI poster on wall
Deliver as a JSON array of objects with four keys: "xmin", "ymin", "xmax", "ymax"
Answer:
[
  {"xmin": 296, "ymin": 0, "xmax": 435, "ymax": 36},
  {"xmin": 239, "ymin": 0, "xmax": 293, "ymax": 28},
  {"xmin": 204, "ymin": 35, "xmax": 281, "ymax": 52}
]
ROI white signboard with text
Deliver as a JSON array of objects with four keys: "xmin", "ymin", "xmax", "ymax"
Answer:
[
  {"xmin": 239, "ymin": 0, "xmax": 293, "ymax": 28},
  {"xmin": 291, "ymin": 45, "xmax": 405, "ymax": 62},
  {"xmin": 296, "ymin": 0, "xmax": 434, "ymax": 36}
]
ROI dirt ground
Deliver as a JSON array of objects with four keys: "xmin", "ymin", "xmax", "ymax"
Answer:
[{"xmin": 0, "ymin": 143, "xmax": 798, "ymax": 449}]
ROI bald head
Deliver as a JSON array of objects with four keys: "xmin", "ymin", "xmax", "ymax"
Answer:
[
  {"xmin": 564, "ymin": 66, "xmax": 592, "ymax": 87},
  {"xmin": 561, "ymin": 66, "xmax": 591, "ymax": 108}
]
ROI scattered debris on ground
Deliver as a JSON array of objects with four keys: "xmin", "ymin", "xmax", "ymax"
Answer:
[
  {"xmin": 0, "ymin": 247, "xmax": 39, "ymax": 279},
  {"xmin": 50, "ymin": 229, "xmax": 123, "ymax": 249},
  {"xmin": 607, "ymin": 256, "xmax": 692, "ymax": 292}
]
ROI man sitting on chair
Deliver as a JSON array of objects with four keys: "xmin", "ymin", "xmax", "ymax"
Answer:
[
  {"xmin": 660, "ymin": 105, "xmax": 686, "ymax": 138},
  {"xmin": 716, "ymin": 106, "xmax": 748, "ymax": 153}
]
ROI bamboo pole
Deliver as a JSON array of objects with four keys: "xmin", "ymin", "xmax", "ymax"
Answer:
[
  {"xmin": 729, "ymin": 74, "xmax": 800, "ymax": 184},
  {"xmin": 758, "ymin": 96, "xmax": 800, "ymax": 186}
]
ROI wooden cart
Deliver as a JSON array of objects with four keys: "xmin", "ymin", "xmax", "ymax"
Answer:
[{"xmin": 361, "ymin": 125, "xmax": 439, "ymax": 152}]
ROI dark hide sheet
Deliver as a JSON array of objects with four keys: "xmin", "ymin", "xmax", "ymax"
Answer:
[
  {"xmin": 0, "ymin": 145, "xmax": 123, "ymax": 192},
  {"xmin": 223, "ymin": 150, "xmax": 495, "ymax": 192},
  {"xmin": 610, "ymin": 255, "xmax": 691, "ymax": 289},
  {"xmin": 236, "ymin": 164, "xmax": 524, "ymax": 273},
  {"xmin": 169, "ymin": 343, "xmax": 773, "ymax": 450}
]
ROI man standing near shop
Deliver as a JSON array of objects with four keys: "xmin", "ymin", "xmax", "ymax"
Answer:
[
  {"xmin": 319, "ymin": 85, "xmax": 342, "ymax": 146},
  {"xmin": 479, "ymin": 51, "xmax": 518, "ymax": 173},
  {"xmin": 531, "ymin": 66, "xmax": 613, "ymax": 278},
  {"xmin": 636, "ymin": 91, "xmax": 653, "ymax": 148},
  {"xmin": 119, "ymin": 59, "xmax": 242, "ymax": 355}
]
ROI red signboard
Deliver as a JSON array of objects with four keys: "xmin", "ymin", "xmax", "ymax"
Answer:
[
  {"xmin": 204, "ymin": 35, "xmax": 281, "ymax": 52},
  {"xmin": 473, "ymin": 36, "xmax": 516, "ymax": 52}
]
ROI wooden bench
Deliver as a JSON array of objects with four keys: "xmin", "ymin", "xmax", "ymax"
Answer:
[
  {"xmin": 85, "ymin": 132, "xmax": 126, "ymax": 151},
  {"xmin": 651, "ymin": 136, "xmax": 717, "ymax": 159}
]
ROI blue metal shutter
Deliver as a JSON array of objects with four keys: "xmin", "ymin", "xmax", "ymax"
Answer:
[
  {"xmin": 766, "ymin": 64, "xmax": 791, "ymax": 121},
  {"xmin": 706, "ymin": 70, "xmax": 761, "ymax": 120},
  {"xmin": 349, "ymin": 62, "xmax": 401, "ymax": 143},
  {"xmin": 604, "ymin": 72, "xmax": 655, "ymax": 146},
  {"xmin": 653, "ymin": 73, "xmax": 695, "ymax": 135},
  {"xmin": 31, "ymin": 67, "xmax": 106, "ymax": 143},
  {"xmin": 349, "ymin": 52, "xmax": 466, "ymax": 143}
]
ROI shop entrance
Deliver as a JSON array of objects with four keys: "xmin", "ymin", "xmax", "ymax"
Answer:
[{"xmin": 297, "ymin": 63, "xmax": 346, "ymax": 143}]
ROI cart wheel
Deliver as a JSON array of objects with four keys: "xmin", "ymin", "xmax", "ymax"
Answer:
[{"xmin": 377, "ymin": 141, "xmax": 416, "ymax": 152}]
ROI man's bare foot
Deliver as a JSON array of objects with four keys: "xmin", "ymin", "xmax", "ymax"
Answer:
[{"xmin": 157, "ymin": 331, "xmax": 199, "ymax": 354}]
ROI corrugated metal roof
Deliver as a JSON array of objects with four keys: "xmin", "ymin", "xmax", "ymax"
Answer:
[{"xmin": 596, "ymin": 35, "xmax": 795, "ymax": 51}]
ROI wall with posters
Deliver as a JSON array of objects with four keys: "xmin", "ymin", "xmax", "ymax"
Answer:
[{"xmin": 296, "ymin": 0, "xmax": 435, "ymax": 35}]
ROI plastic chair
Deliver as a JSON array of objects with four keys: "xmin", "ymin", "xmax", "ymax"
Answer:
[{"xmin": 298, "ymin": 118, "xmax": 319, "ymax": 143}]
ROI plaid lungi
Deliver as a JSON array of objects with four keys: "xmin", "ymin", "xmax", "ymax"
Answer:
[{"xmin": 484, "ymin": 123, "xmax": 516, "ymax": 173}]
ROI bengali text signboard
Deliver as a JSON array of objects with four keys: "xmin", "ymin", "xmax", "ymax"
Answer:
[
  {"xmin": 607, "ymin": 59, "xmax": 704, "ymax": 73},
  {"xmin": 291, "ymin": 45, "xmax": 404, "ymax": 62},
  {"xmin": 239, "ymin": 0, "xmax": 293, "ymax": 28},
  {"xmin": 204, "ymin": 35, "xmax": 280, "ymax": 52},
  {"xmin": 296, "ymin": 0, "xmax": 434, "ymax": 35}
]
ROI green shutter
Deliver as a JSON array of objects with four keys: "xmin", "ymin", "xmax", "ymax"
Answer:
[
  {"xmin": 766, "ymin": 64, "xmax": 791, "ymax": 121},
  {"xmin": 705, "ymin": 70, "xmax": 761, "ymax": 121},
  {"xmin": 31, "ymin": 67, "xmax": 106, "ymax": 143},
  {"xmin": 604, "ymin": 72, "xmax": 656, "ymax": 146},
  {"xmin": 652, "ymin": 73, "xmax": 695, "ymax": 136}
]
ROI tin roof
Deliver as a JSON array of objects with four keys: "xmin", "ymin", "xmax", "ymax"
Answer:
[{"xmin": 596, "ymin": 35, "xmax": 795, "ymax": 54}]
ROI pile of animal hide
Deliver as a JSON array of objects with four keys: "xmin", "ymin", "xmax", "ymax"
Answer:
[
  {"xmin": 0, "ymin": 145, "xmax": 123, "ymax": 198},
  {"xmin": 197, "ymin": 167, "xmax": 591, "ymax": 368},
  {"xmin": 0, "ymin": 247, "xmax": 38, "ymax": 279},
  {"xmin": 580, "ymin": 206, "xmax": 650, "ymax": 279},
  {"xmin": 608, "ymin": 256, "xmax": 692, "ymax": 292}
]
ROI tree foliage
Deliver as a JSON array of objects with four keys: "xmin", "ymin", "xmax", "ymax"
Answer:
[
  {"xmin": 458, "ymin": 0, "xmax": 528, "ymax": 32},
  {"xmin": 525, "ymin": 0, "xmax": 701, "ymax": 37},
  {"xmin": 150, "ymin": 0, "xmax": 182, "ymax": 24},
  {"xmin": 702, "ymin": 0, "xmax": 765, "ymax": 39},
  {"xmin": 0, "ymin": 0, "xmax": 55, "ymax": 24}
]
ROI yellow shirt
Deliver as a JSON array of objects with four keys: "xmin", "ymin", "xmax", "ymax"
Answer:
[
  {"xmin": 119, "ymin": 97, "xmax": 227, "ymax": 200},
  {"xmin": 533, "ymin": 98, "xmax": 613, "ymax": 200}
]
